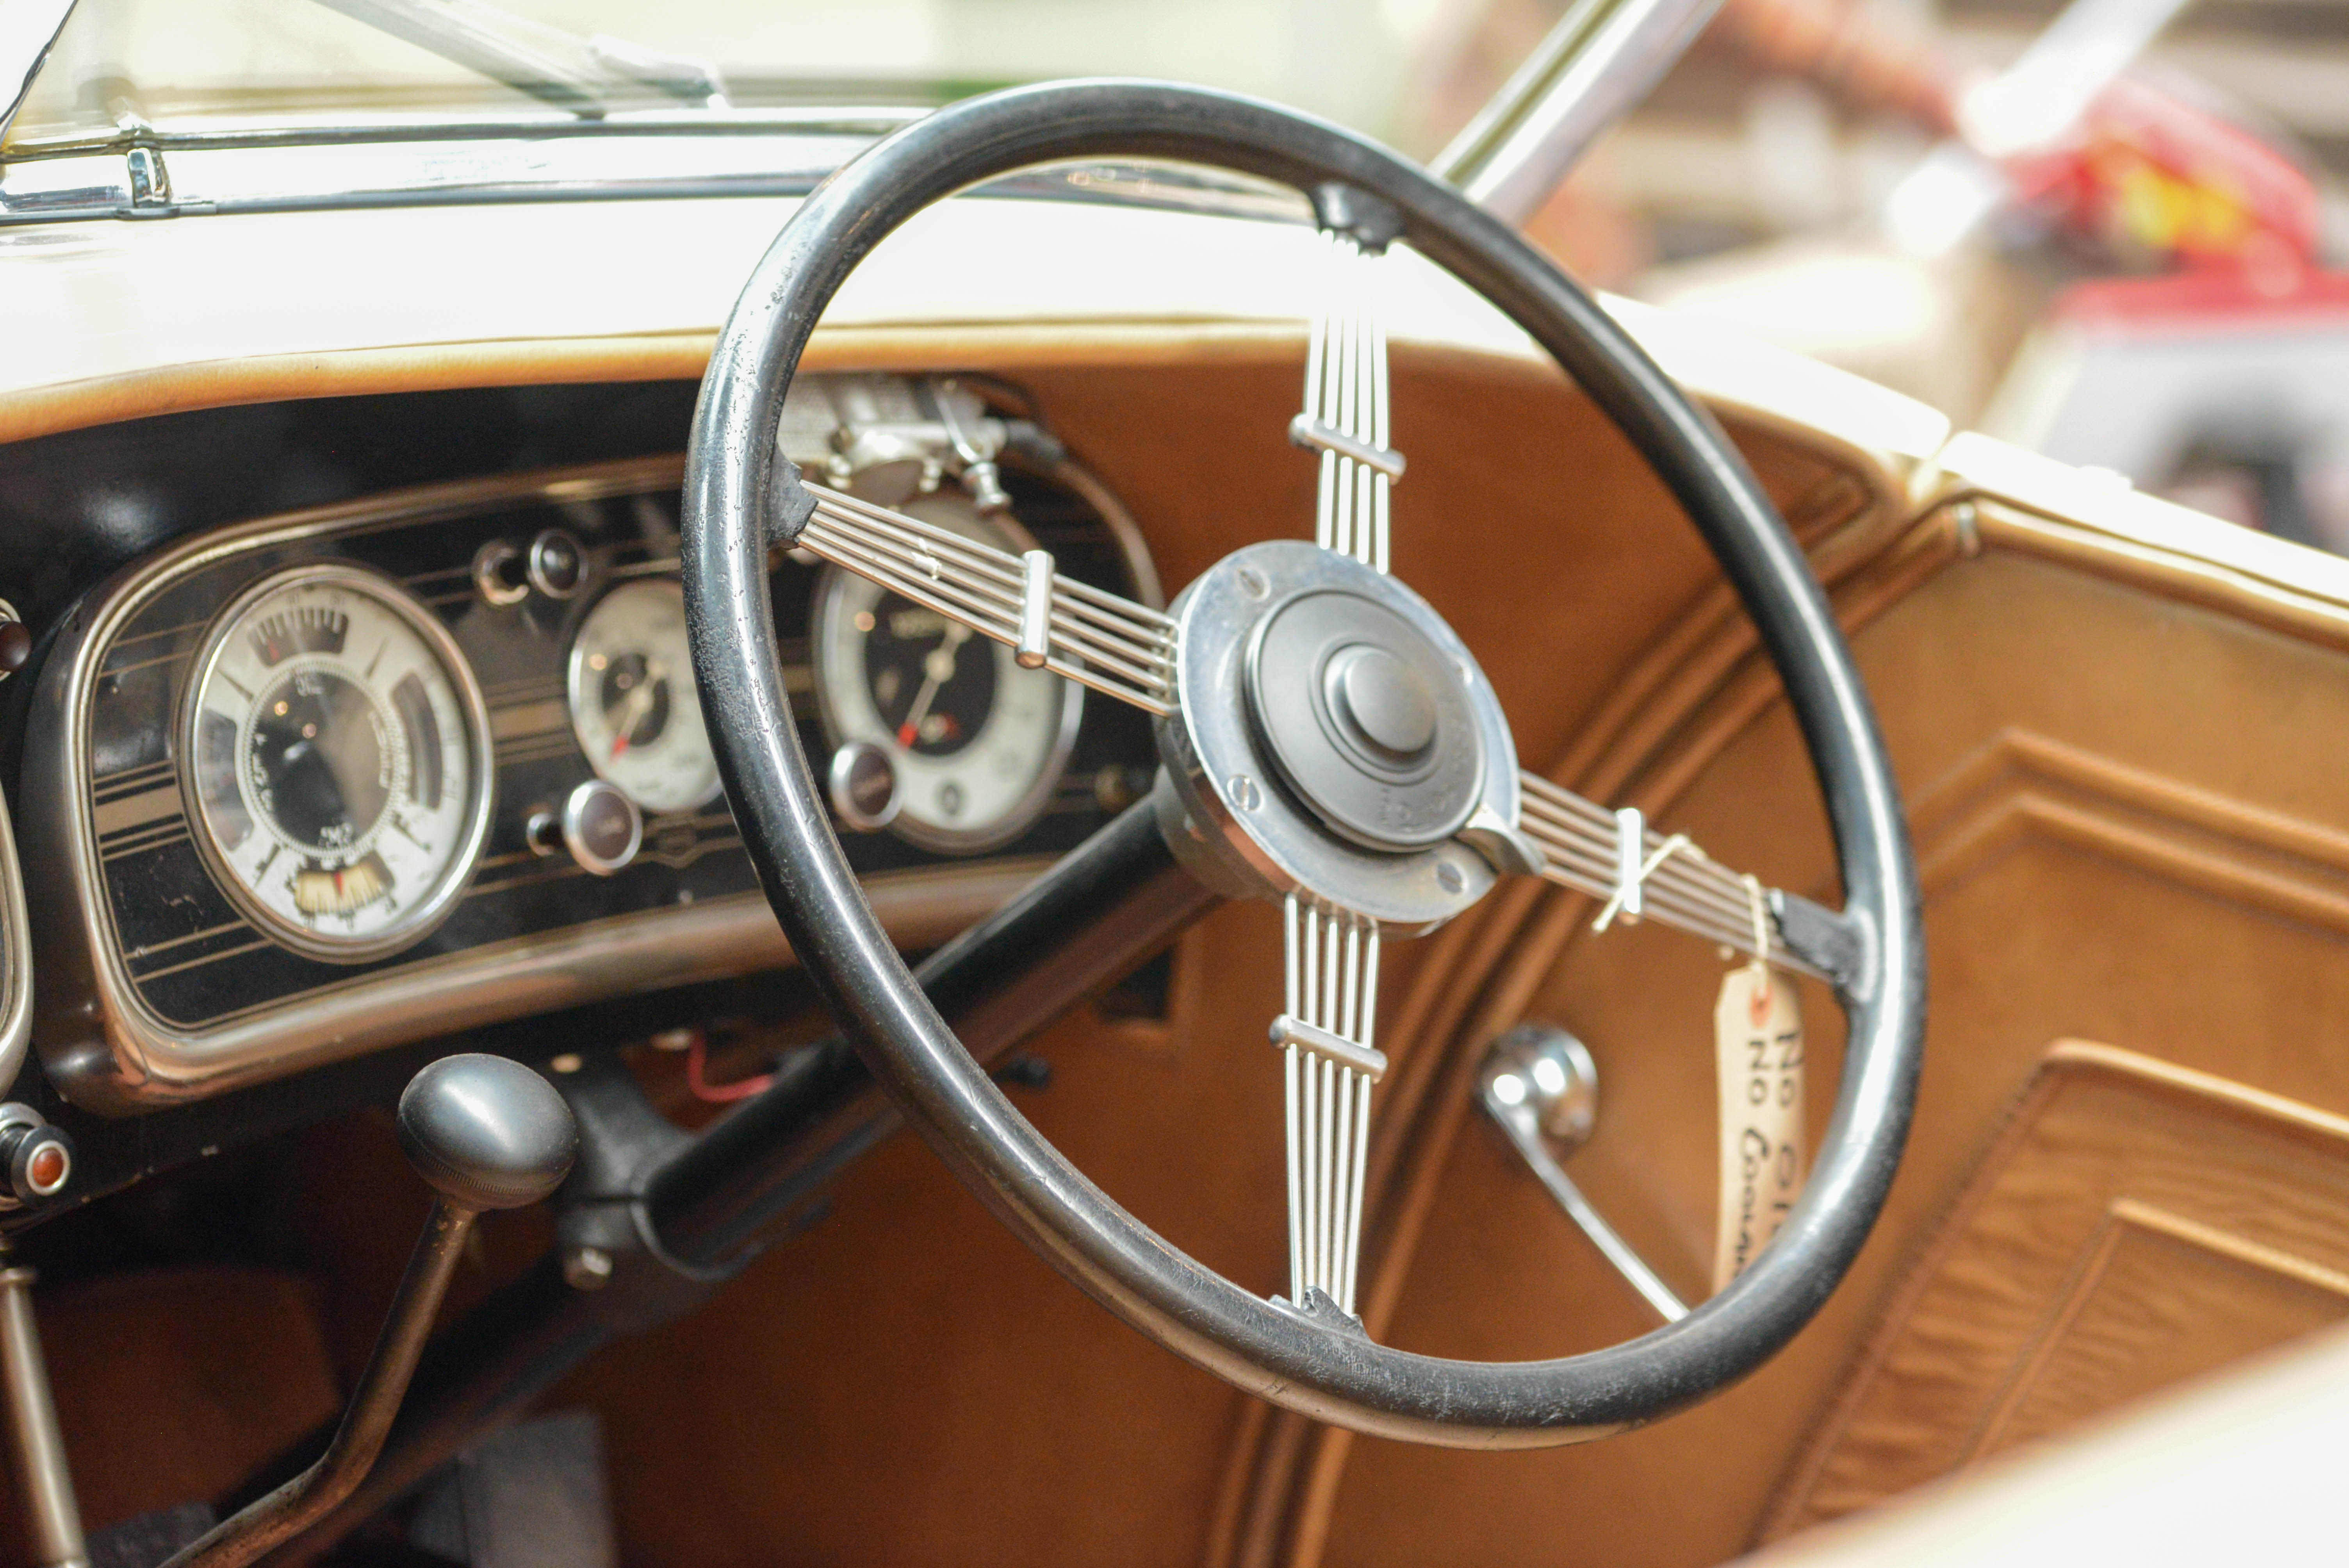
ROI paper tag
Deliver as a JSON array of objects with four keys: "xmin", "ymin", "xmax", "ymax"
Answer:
[{"xmin": 1713, "ymin": 965, "xmax": 1804, "ymax": 1292}]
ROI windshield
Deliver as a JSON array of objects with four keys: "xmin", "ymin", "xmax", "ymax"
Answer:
[{"xmin": 6, "ymin": 0, "xmax": 1484, "ymax": 151}]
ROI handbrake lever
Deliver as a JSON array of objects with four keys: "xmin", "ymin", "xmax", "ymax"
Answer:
[{"xmin": 163, "ymin": 1055, "xmax": 576, "ymax": 1568}]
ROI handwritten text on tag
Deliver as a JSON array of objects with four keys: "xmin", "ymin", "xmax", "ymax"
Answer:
[{"xmin": 1713, "ymin": 966, "xmax": 1804, "ymax": 1293}]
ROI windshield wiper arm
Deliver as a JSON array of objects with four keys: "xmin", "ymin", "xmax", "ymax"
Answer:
[
  {"xmin": 311, "ymin": 0, "xmax": 728, "ymax": 118},
  {"xmin": 1, "ymin": 0, "xmax": 78, "ymax": 146}
]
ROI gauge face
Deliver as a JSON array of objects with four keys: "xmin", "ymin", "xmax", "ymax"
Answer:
[
  {"xmin": 567, "ymin": 578, "xmax": 721, "ymax": 815},
  {"xmin": 182, "ymin": 566, "xmax": 492, "ymax": 962},
  {"xmin": 813, "ymin": 497, "xmax": 1082, "ymax": 852}
]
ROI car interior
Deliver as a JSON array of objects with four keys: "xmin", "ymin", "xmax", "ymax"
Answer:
[{"xmin": 4, "ymin": 2, "xmax": 2349, "ymax": 1565}]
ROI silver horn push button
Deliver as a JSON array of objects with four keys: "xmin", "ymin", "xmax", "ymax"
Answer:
[
  {"xmin": 1245, "ymin": 588, "xmax": 1484, "ymax": 852},
  {"xmin": 1326, "ymin": 644, "xmax": 1437, "ymax": 763}
]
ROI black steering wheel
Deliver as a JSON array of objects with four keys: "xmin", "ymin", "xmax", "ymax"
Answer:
[{"xmin": 681, "ymin": 79, "xmax": 1924, "ymax": 1447}]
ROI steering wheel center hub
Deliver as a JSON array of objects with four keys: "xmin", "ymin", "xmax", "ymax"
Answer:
[
  {"xmin": 1157, "ymin": 540, "xmax": 1520, "ymax": 930},
  {"xmin": 1327, "ymin": 645, "xmax": 1438, "ymax": 761},
  {"xmin": 1245, "ymin": 588, "xmax": 1483, "ymax": 849}
]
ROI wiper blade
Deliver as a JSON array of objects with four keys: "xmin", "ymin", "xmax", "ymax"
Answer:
[{"xmin": 311, "ymin": 0, "xmax": 728, "ymax": 118}]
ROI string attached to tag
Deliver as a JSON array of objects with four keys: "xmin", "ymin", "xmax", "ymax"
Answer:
[{"xmin": 1711, "ymin": 874, "xmax": 1805, "ymax": 1293}]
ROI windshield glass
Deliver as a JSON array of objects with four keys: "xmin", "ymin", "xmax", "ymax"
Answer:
[{"xmin": 6, "ymin": 0, "xmax": 1485, "ymax": 150}]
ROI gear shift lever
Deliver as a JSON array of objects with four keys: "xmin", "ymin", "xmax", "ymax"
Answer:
[{"xmin": 163, "ymin": 1055, "xmax": 576, "ymax": 1568}]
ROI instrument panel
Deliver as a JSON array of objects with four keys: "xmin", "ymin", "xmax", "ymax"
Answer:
[{"xmin": 24, "ymin": 388, "xmax": 1159, "ymax": 1113}]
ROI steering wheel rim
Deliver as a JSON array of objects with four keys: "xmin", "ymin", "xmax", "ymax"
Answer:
[{"xmin": 682, "ymin": 78, "xmax": 1925, "ymax": 1448}]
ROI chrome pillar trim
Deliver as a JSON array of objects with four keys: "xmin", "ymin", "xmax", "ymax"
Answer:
[
  {"xmin": 19, "ymin": 453, "xmax": 1056, "ymax": 1112},
  {"xmin": 0, "ymin": 1248, "xmax": 86, "ymax": 1568},
  {"xmin": 1480, "ymin": 1025, "xmax": 1688, "ymax": 1323},
  {"xmin": 1429, "ymin": 0, "xmax": 1728, "ymax": 225},
  {"xmin": 0, "ymin": 0, "xmax": 74, "ymax": 148}
]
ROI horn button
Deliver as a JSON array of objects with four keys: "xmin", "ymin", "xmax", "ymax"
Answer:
[{"xmin": 1246, "ymin": 590, "xmax": 1485, "ymax": 850}]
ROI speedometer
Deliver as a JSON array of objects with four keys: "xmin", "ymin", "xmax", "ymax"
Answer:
[
  {"xmin": 181, "ymin": 565, "xmax": 494, "ymax": 962},
  {"xmin": 812, "ymin": 496, "xmax": 1082, "ymax": 852}
]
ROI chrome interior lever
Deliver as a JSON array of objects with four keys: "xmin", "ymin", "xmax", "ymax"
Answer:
[
  {"xmin": 162, "ymin": 1056, "xmax": 577, "ymax": 1568},
  {"xmin": 0, "ymin": 1240, "xmax": 86, "ymax": 1568},
  {"xmin": 1480, "ymin": 1024, "xmax": 1687, "ymax": 1322}
]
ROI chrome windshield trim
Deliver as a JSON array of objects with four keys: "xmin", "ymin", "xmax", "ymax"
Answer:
[
  {"xmin": 0, "ymin": 109, "xmax": 1311, "ymax": 228},
  {"xmin": 9, "ymin": 104, "xmax": 923, "ymax": 157}
]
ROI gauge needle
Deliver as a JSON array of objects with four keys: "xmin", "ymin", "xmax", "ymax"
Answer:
[
  {"xmin": 608, "ymin": 661, "xmax": 663, "ymax": 760},
  {"xmin": 897, "ymin": 624, "xmax": 971, "ymax": 748}
]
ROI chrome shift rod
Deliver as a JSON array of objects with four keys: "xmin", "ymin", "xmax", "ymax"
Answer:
[
  {"xmin": 0, "ymin": 1241, "xmax": 86, "ymax": 1568},
  {"xmin": 163, "ymin": 1055, "xmax": 576, "ymax": 1568}
]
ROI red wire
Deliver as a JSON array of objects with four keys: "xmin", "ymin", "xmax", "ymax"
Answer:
[{"xmin": 685, "ymin": 1030, "xmax": 774, "ymax": 1103}]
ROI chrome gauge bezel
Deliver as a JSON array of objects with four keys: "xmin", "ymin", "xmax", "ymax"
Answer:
[
  {"xmin": 810, "ymin": 504, "xmax": 1084, "ymax": 855},
  {"xmin": 564, "ymin": 575, "xmax": 725, "ymax": 815},
  {"xmin": 178, "ymin": 563, "xmax": 497, "ymax": 964}
]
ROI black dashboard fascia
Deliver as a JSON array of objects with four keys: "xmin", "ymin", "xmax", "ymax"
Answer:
[{"xmin": 0, "ymin": 380, "xmax": 1156, "ymax": 1201}]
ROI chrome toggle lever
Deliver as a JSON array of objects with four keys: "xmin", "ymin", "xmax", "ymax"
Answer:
[
  {"xmin": 1479, "ymin": 1024, "xmax": 1688, "ymax": 1323},
  {"xmin": 162, "ymin": 1055, "xmax": 577, "ymax": 1568}
]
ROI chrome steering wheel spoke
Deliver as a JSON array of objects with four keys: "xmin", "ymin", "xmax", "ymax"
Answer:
[
  {"xmin": 1292, "ymin": 223, "xmax": 1399, "ymax": 574},
  {"xmin": 1515, "ymin": 770, "xmax": 1830, "ymax": 980},
  {"xmin": 792, "ymin": 480, "xmax": 1178, "ymax": 715},
  {"xmin": 1274, "ymin": 894, "xmax": 1382, "ymax": 1318}
]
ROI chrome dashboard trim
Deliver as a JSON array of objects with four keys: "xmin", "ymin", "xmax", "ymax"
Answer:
[
  {"xmin": 0, "ymin": 108, "xmax": 1310, "ymax": 228},
  {"xmin": 20, "ymin": 452, "xmax": 1063, "ymax": 1112},
  {"xmin": 0, "ymin": 786, "xmax": 31, "ymax": 1101}
]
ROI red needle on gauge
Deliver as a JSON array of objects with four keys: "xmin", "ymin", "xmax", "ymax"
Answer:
[
  {"xmin": 608, "ymin": 661, "xmax": 663, "ymax": 760},
  {"xmin": 896, "ymin": 625, "xmax": 971, "ymax": 748}
]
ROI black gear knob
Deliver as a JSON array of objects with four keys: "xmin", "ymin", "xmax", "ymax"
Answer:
[{"xmin": 396, "ymin": 1054, "xmax": 576, "ymax": 1213}]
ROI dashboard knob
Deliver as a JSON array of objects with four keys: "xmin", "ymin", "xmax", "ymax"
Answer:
[
  {"xmin": 0, "ymin": 1108, "xmax": 71, "ymax": 1207},
  {"xmin": 828, "ymin": 741, "xmax": 900, "ymax": 832},
  {"xmin": 561, "ymin": 780, "xmax": 642, "ymax": 876},
  {"xmin": 0, "ymin": 603, "xmax": 29, "ymax": 679},
  {"xmin": 527, "ymin": 529, "xmax": 586, "ymax": 599}
]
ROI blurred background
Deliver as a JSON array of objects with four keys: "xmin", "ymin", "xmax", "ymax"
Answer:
[{"xmin": 17, "ymin": 0, "xmax": 2349, "ymax": 545}]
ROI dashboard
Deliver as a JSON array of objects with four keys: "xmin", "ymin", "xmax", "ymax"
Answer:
[{"xmin": 18, "ymin": 373, "xmax": 1159, "ymax": 1115}]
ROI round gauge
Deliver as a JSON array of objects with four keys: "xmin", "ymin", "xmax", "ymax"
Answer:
[
  {"xmin": 181, "ymin": 565, "xmax": 494, "ymax": 962},
  {"xmin": 813, "ymin": 496, "xmax": 1082, "ymax": 852},
  {"xmin": 567, "ymin": 578, "xmax": 721, "ymax": 815}
]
